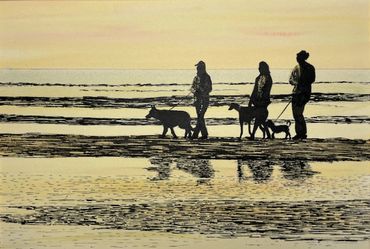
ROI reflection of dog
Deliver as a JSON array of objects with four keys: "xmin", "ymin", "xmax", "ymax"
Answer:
[
  {"xmin": 146, "ymin": 106, "xmax": 193, "ymax": 138},
  {"xmin": 266, "ymin": 120, "xmax": 291, "ymax": 139},
  {"xmin": 228, "ymin": 103, "xmax": 269, "ymax": 140}
]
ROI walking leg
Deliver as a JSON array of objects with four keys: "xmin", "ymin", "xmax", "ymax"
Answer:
[
  {"xmin": 170, "ymin": 127, "xmax": 178, "ymax": 139},
  {"xmin": 292, "ymin": 104, "xmax": 306, "ymax": 138},
  {"xmin": 239, "ymin": 122, "xmax": 244, "ymax": 140},
  {"xmin": 161, "ymin": 126, "xmax": 168, "ymax": 138},
  {"xmin": 199, "ymin": 98, "xmax": 209, "ymax": 138}
]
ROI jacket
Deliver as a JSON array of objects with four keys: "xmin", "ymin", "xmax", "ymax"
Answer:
[
  {"xmin": 191, "ymin": 72, "xmax": 212, "ymax": 98},
  {"xmin": 249, "ymin": 74, "xmax": 272, "ymax": 107}
]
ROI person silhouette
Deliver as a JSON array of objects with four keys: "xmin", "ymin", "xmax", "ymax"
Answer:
[
  {"xmin": 248, "ymin": 61, "xmax": 272, "ymax": 139},
  {"xmin": 289, "ymin": 50, "xmax": 316, "ymax": 139},
  {"xmin": 191, "ymin": 61, "xmax": 212, "ymax": 139}
]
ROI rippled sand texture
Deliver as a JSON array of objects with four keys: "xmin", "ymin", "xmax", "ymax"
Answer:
[
  {"xmin": 0, "ymin": 69, "xmax": 369, "ymax": 248},
  {"xmin": 1, "ymin": 158, "xmax": 369, "ymax": 248}
]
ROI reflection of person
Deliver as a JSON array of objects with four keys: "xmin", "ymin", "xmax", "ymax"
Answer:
[
  {"xmin": 191, "ymin": 61, "xmax": 212, "ymax": 139},
  {"xmin": 289, "ymin": 50, "xmax": 316, "ymax": 139},
  {"xmin": 147, "ymin": 156, "xmax": 172, "ymax": 181},
  {"xmin": 238, "ymin": 159, "xmax": 273, "ymax": 183},
  {"xmin": 176, "ymin": 158, "xmax": 214, "ymax": 184},
  {"xmin": 281, "ymin": 160, "xmax": 318, "ymax": 180}
]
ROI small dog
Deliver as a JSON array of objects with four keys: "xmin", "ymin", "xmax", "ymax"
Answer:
[
  {"xmin": 146, "ymin": 105, "xmax": 193, "ymax": 138},
  {"xmin": 265, "ymin": 120, "xmax": 291, "ymax": 139},
  {"xmin": 228, "ymin": 103, "xmax": 270, "ymax": 140}
]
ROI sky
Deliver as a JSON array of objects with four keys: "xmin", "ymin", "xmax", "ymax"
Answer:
[{"xmin": 0, "ymin": 0, "xmax": 369, "ymax": 69}]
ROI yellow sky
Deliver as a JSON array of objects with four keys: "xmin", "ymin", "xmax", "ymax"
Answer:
[{"xmin": 0, "ymin": 0, "xmax": 369, "ymax": 69}]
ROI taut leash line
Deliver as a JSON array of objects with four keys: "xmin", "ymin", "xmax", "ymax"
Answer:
[
  {"xmin": 169, "ymin": 91, "xmax": 192, "ymax": 110},
  {"xmin": 275, "ymin": 99, "xmax": 292, "ymax": 122}
]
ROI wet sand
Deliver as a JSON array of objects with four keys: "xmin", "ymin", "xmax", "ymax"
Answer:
[
  {"xmin": 2, "ymin": 222, "xmax": 368, "ymax": 249},
  {"xmin": 0, "ymin": 71, "xmax": 369, "ymax": 248},
  {"xmin": 1, "ymin": 158, "xmax": 369, "ymax": 248},
  {"xmin": 0, "ymin": 134, "xmax": 368, "ymax": 160}
]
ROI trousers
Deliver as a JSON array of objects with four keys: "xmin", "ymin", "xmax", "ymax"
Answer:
[
  {"xmin": 292, "ymin": 102, "xmax": 307, "ymax": 137},
  {"xmin": 193, "ymin": 96, "xmax": 209, "ymax": 137}
]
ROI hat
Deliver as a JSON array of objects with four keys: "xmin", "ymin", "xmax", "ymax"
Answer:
[
  {"xmin": 195, "ymin": 60, "xmax": 205, "ymax": 67},
  {"xmin": 297, "ymin": 50, "xmax": 309, "ymax": 60}
]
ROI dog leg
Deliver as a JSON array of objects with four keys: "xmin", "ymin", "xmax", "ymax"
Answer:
[
  {"xmin": 185, "ymin": 126, "xmax": 192, "ymax": 139},
  {"xmin": 239, "ymin": 122, "xmax": 244, "ymax": 140},
  {"xmin": 170, "ymin": 127, "xmax": 178, "ymax": 139},
  {"xmin": 287, "ymin": 131, "xmax": 291, "ymax": 139},
  {"xmin": 160, "ymin": 126, "xmax": 168, "ymax": 138},
  {"xmin": 188, "ymin": 124, "xmax": 193, "ymax": 138}
]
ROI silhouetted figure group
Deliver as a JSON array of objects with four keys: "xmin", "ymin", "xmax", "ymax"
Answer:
[
  {"xmin": 191, "ymin": 50, "xmax": 314, "ymax": 140},
  {"xmin": 146, "ymin": 50, "xmax": 315, "ymax": 140}
]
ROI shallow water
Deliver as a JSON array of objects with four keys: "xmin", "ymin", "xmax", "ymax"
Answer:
[
  {"xmin": 1, "ymin": 69, "xmax": 369, "ymax": 84},
  {"xmin": 0, "ymin": 157, "xmax": 369, "ymax": 247},
  {"xmin": 1, "ymin": 157, "xmax": 369, "ymax": 205},
  {"xmin": 0, "ymin": 69, "xmax": 369, "ymax": 248}
]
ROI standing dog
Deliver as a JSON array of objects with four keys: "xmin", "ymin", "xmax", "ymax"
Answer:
[
  {"xmin": 265, "ymin": 120, "xmax": 291, "ymax": 139},
  {"xmin": 228, "ymin": 103, "xmax": 270, "ymax": 140},
  {"xmin": 146, "ymin": 105, "xmax": 193, "ymax": 138}
]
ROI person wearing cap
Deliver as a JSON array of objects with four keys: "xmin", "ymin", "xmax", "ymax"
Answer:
[
  {"xmin": 289, "ymin": 50, "xmax": 316, "ymax": 140},
  {"xmin": 190, "ymin": 61, "xmax": 212, "ymax": 139}
]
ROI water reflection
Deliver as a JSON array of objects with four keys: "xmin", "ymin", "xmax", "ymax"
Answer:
[
  {"xmin": 237, "ymin": 159, "xmax": 318, "ymax": 183},
  {"xmin": 237, "ymin": 159, "xmax": 273, "ymax": 183},
  {"xmin": 147, "ymin": 155, "xmax": 214, "ymax": 184},
  {"xmin": 281, "ymin": 160, "xmax": 319, "ymax": 181},
  {"xmin": 148, "ymin": 156, "xmax": 318, "ymax": 184},
  {"xmin": 147, "ymin": 156, "xmax": 172, "ymax": 181},
  {"xmin": 177, "ymin": 159, "xmax": 214, "ymax": 185}
]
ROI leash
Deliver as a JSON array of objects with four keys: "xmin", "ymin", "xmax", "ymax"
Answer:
[
  {"xmin": 274, "ymin": 99, "xmax": 292, "ymax": 122},
  {"xmin": 169, "ymin": 91, "xmax": 192, "ymax": 110}
]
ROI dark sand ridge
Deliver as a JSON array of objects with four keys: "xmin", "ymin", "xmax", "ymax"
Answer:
[
  {"xmin": 0, "ymin": 93, "xmax": 369, "ymax": 109},
  {"xmin": 1, "ymin": 199, "xmax": 369, "ymax": 241},
  {"xmin": 0, "ymin": 134, "xmax": 368, "ymax": 161},
  {"xmin": 0, "ymin": 114, "xmax": 368, "ymax": 126}
]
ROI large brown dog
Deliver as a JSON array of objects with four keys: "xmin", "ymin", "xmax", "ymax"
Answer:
[
  {"xmin": 146, "ymin": 106, "xmax": 193, "ymax": 138},
  {"xmin": 228, "ymin": 103, "xmax": 270, "ymax": 140}
]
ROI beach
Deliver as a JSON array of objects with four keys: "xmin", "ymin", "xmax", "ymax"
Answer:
[{"xmin": 0, "ymin": 69, "xmax": 369, "ymax": 249}]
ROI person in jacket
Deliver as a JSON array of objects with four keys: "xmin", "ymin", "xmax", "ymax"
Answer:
[
  {"xmin": 248, "ymin": 61, "xmax": 272, "ymax": 139},
  {"xmin": 289, "ymin": 50, "xmax": 316, "ymax": 140},
  {"xmin": 249, "ymin": 61, "xmax": 273, "ymax": 108},
  {"xmin": 191, "ymin": 60, "xmax": 212, "ymax": 139}
]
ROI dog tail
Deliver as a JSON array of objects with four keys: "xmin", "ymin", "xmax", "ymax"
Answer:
[{"xmin": 287, "ymin": 120, "xmax": 291, "ymax": 127}]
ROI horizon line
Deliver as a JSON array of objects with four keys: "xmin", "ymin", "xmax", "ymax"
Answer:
[{"xmin": 1, "ymin": 68, "xmax": 370, "ymax": 71}]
